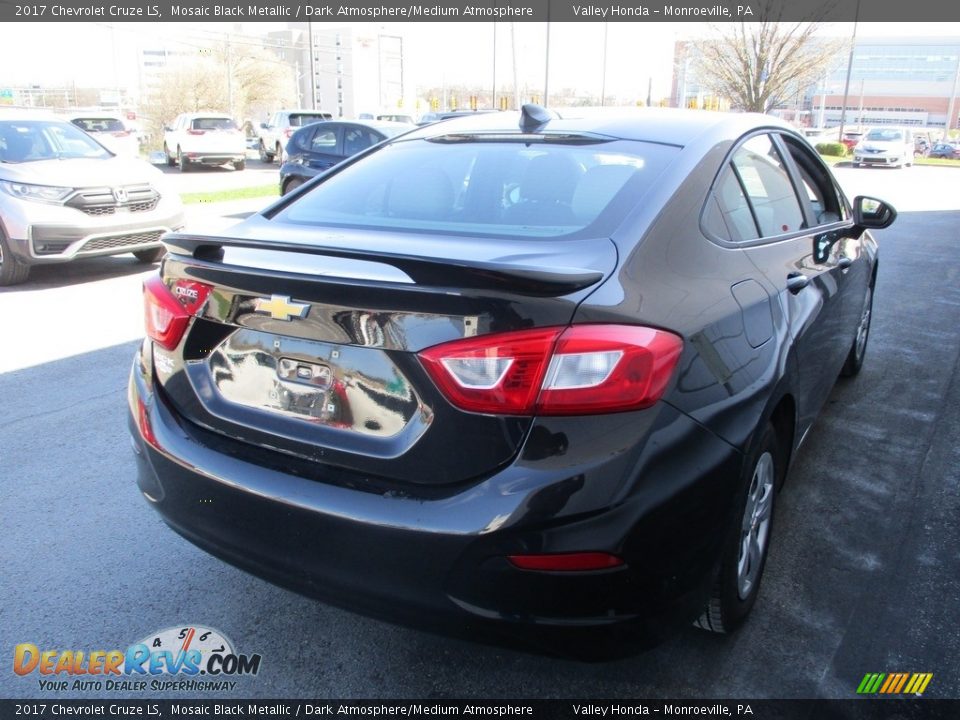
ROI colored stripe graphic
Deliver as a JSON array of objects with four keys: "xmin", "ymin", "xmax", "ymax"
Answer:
[{"xmin": 858, "ymin": 672, "xmax": 933, "ymax": 695}]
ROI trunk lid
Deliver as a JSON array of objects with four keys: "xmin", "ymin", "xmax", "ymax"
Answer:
[{"xmin": 153, "ymin": 220, "xmax": 617, "ymax": 490}]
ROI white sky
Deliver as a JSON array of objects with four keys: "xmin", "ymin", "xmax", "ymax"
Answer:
[{"xmin": 0, "ymin": 22, "xmax": 957, "ymax": 105}]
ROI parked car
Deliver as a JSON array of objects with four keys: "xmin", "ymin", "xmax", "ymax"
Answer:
[
  {"xmin": 68, "ymin": 114, "xmax": 141, "ymax": 158},
  {"xmin": 840, "ymin": 131, "xmax": 864, "ymax": 152},
  {"xmin": 852, "ymin": 127, "xmax": 915, "ymax": 168},
  {"xmin": 130, "ymin": 106, "xmax": 894, "ymax": 653},
  {"xmin": 928, "ymin": 141, "xmax": 960, "ymax": 159},
  {"xmin": 278, "ymin": 120, "xmax": 414, "ymax": 195},
  {"xmin": 163, "ymin": 113, "xmax": 246, "ymax": 172},
  {"xmin": 377, "ymin": 113, "xmax": 415, "ymax": 124},
  {"xmin": 0, "ymin": 114, "xmax": 183, "ymax": 285},
  {"xmin": 257, "ymin": 109, "xmax": 333, "ymax": 164},
  {"xmin": 417, "ymin": 109, "xmax": 499, "ymax": 126}
]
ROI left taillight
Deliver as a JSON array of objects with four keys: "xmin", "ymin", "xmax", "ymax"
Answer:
[
  {"xmin": 418, "ymin": 324, "xmax": 683, "ymax": 416},
  {"xmin": 143, "ymin": 275, "xmax": 210, "ymax": 351}
]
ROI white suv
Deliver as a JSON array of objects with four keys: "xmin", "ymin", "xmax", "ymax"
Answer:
[
  {"xmin": 163, "ymin": 113, "xmax": 246, "ymax": 172},
  {"xmin": 69, "ymin": 114, "xmax": 141, "ymax": 158},
  {"xmin": 257, "ymin": 109, "xmax": 332, "ymax": 163},
  {"xmin": 853, "ymin": 127, "xmax": 915, "ymax": 168},
  {"xmin": 0, "ymin": 113, "xmax": 183, "ymax": 285}
]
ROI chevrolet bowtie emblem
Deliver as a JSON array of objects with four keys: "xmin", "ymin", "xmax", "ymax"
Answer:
[{"xmin": 253, "ymin": 295, "xmax": 309, "ymax": 321}]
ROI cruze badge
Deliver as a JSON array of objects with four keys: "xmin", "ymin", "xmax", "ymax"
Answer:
[{"xmin": 253, "ymin": 295, "xmax": 309, "ymax": 321}]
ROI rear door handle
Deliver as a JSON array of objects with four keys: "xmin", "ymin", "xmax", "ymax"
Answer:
[{"xmin": 786, "ymin": 273, "xmax": 810, "ymax": 294}]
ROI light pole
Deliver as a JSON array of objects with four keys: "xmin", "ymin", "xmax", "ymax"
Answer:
[
  {"xmin": 492, "ymin": 23, "xmax": 497, "ymax": 110},
  {"xmin": 600, "ymin": 23, "xmax": 608, "ymax": 107},
  {"xmin": 543, "ymin": 22, "xmax": 551, "ymax": 108},
  {"xmin": 837, "ymin": 0, "xmax": 861, "ymax": 141}
]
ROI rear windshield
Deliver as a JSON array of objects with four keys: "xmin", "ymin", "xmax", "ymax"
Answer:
[
  {"xmin": 289, "ymin": 113, "xmax": 330, "ymax": 127},
  {"xmin": 71, "ymin": 117, "xmax": 126, "ymax": 133},
  {"xmin": 0, "ymin": 120, "xmax": 112, "ymax": 162},
  {"xmin": 191, "ymin": 117, "xmax": 237, "ymax": 131},
  {"xmin": 274, "ymin": 138, "xmax": 679, "ymax": 239}
]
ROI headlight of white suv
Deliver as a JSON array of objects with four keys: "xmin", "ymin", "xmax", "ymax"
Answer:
[{"xmin": 0, "ymin": 181, "xmax": 74, "ymax": 204}]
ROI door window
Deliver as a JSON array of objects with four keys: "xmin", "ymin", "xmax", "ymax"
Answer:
[
  {"xmin": 343, "ymin": 127, "xmax": 380, "ymax": 156},
  {"xmin": 731, "ymin": 135, "xmax": 805, "ymax": 237},
  {"xmin": 780, "ymin": 135, "xmax": 847, "ymax": 225}
]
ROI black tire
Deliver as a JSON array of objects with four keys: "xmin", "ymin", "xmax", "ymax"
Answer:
[
  {"xmin": 177, "ymin": 148, "xmax": 190, "ymax": 172},
  {"xmin": 695, "ymin": 424, "xmax": 782, "ymax": 634},
  {"xmin": 164, "ymin": 143, "xmax": 176, "ymax": 167},
  {"xmin": 275, "ymin": 143, "xmax": 283, "ymax": 164},
  {"xmin": 841, "ymin": 284, "xmax": 874, "ymax": 377},
  {"xmin": 133, "ymin": 247, "xmax": 166, "ymax": 264},
  {"xmin": 282, "ymin": 177, "xmax": 304, "ymax": 195},
  {"xmin": 258, "ymin": 142, "xmax": 274, "ymax": 163},
  {"xmin": 235, "ymin": 159, "xmax": 246, "ymax": 171},
  {"xmin": 0, "ymin": 231, "xmax": 31, "ymax": 286}
]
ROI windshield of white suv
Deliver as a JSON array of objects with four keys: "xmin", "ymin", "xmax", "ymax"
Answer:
[
  {"xmin": 0, "ymin": 120, "xmax": 112, "ymax": 163},
  {"xmin": 865, "ymin": 129, "xmax": 904, "ymax": 142},
  {"xmin": 274, "ymin": 137, "xmax": 679, "ymax": 239},
  {"xmin": 289, "ymin": 114, "xmax": 330, "ymax": 127}
]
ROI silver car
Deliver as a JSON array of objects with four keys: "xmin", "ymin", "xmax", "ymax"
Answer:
[{"xmin": 0, "ymin": 114, "xmax": 184, "ymax": 286}]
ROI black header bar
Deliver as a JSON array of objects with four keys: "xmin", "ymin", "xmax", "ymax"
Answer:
[{"xmin": 1, "ymin": 0, "xmax": 959, "ymax": 23}]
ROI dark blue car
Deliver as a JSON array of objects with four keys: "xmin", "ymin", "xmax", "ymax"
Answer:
[{"xmin": 279, "ymin": 120, "xmax": 414, "ymax": 195}]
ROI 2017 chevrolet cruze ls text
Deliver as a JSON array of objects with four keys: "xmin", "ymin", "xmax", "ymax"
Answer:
[{"xmin": 128, "ymin": 106, "xmax": 895, "ymax": 654}]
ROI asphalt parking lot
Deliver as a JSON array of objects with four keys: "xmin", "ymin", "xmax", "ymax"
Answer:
[{"xmin": 1, "ymin": 166, "xmax": 957, "ymax": 700}]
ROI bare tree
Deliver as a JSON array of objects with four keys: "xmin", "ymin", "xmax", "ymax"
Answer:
[
  {"xmin": 141, "ymin": 44, "xmax": 295, "ymax": 145},
  {"xmin": 693, "ymin": 3, "xmax": 844, "ymax": 113}
]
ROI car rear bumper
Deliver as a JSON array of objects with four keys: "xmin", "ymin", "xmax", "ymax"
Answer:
[{"xmin": 128, "ymin": 346, "xmax": 744, "ymax": 652}]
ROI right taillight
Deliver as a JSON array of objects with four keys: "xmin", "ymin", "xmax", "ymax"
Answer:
[
  {"xmin": 418, "ymin": 324, "xmax": 682, "ymax": 416},
  {"xmin": 143, "ymin": 275, "xmax": 210, "ymax": 351}
]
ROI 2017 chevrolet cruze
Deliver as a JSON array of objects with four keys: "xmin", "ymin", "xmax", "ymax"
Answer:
[{"xmin": 129, "ymin": 106, "xmax": 894, "ymax": 654}]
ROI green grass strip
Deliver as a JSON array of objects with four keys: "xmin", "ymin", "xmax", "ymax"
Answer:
[{"xmin": 180, "ymin": 184, "xmax": 280, "ymax": 205}]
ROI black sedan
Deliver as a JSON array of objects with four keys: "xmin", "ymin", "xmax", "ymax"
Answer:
[
  {"xmin": 130, "ymin": 106, "xmax": 894, "ymax": 655},
  {"xmin": 278, "ymin": 119, "xmax": 414, "ymax": 195}
]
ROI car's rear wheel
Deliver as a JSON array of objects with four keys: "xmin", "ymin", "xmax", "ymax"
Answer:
[
  {"xmin": 282, "ymin": 177, "xmax": 304, "ymax": 195},
  {"xmin": 133, "ymin": 247, "xmax": 166, "ymax": 264},
  {"xmin": 695, "ymin": 424, "xmax": 780, "ymax": 634},
  {"xmin": 177, "ymin": 147, "xmax": 190, "ymax": 173},
  {"xmin": 275, "ymin": 142, "xmax": 283, "ymax": 164},
  {"xmin": 235, "ymin": 159, "xmax": 246, "ymax": 171},
  {"xmin": 164, "ymin": 143, "xmax": 175, "ymax": 167},
  {"xmin": 0, "ymin": 231, "xmax": 31, "ymax": 286},
  {"xmin": 841, "ymin": 284, "xmax": 874, "ymax": 377},
  {"xmin": 258, "ymin": 142, "xmax": 273, "ymax": 163}
]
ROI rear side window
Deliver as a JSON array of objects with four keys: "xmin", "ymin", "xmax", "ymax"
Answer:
[
  {"xmin": 731, "ymin": 135, "xmax": 804, "ymax": 237},
  {"xmin": 192, "ymin": 118, "xmax": 237, "ymax": 131},
  {"xmin": 274, "ymin": 138, "xmax": 679, "ymax": 239},
  {"xmin": 704, "ymin": 165, "xmax": 759, "ymax": 242}
]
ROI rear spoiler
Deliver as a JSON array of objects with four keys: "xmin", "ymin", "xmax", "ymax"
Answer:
[{"xmin": 162, "ymin": 233, "xmax": 605, "ymax": 298}]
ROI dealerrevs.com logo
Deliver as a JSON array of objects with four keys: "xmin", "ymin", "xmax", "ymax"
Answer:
[{"xmin": 13, "ymin": 626, "xmax": 262, "ymax": 692}]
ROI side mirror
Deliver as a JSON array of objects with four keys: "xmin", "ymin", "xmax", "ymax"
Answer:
[
  {"xmin": 853, "ymin": 196, "xmax": 897, "ymax": 230},
  {"xmin": 260, "ymin": 123, "xmax": 270, "ymax": 130},
  {"xmin": 163, "ymin": 126, "xmax": 173, "ymax": 132}
]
